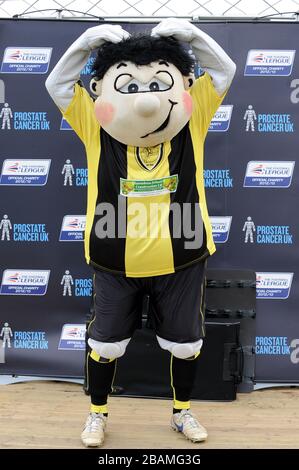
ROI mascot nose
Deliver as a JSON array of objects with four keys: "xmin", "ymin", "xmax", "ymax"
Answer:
[{"xmin": 134, "ymin": 94, "xmax": 160, "ymax": 117}]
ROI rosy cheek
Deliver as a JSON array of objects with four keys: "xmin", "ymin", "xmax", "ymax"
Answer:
[
  {"xmin": 182, "ymin": 92, "xmax": 193, "ymax": 116},
  {"xmin": 94, "ymin": 101, "xmax": 115, "ymax": 126}
]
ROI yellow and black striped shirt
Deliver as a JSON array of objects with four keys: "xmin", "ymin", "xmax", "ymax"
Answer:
[{"xmin": 63, "ymin": 73, "xmax": 223, "ymax": 277}]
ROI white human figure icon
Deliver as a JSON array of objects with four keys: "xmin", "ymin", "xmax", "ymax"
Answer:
[
  {"xmin": 243, "ymin": 216, "xmax": 256, "ymax": 243},
  {"xmin": 0, "ymin": 103, "xmax": 13, "ymax": 130},
  {"xmin": 61, "ymin": 270, "xmax": 74, "ymax": 296},
  {"xmin": 62, "ymin": 159, "xmax": 75, "ymax": 186},
  {"xmin": 0, "ymin": 214, "xmax": 12, "ymax": 241},
  {"xmin": 0, "ymin": 322, "xmax": 13, "ymax": 348},
  {"xmin": 243, "ymin": 105, "xmax": 257, "ymax": 132}
]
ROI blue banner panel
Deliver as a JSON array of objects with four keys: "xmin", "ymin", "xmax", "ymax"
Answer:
[{"xmin": 0, "ymin": 19, "xmax": 298, "ymax": 382}]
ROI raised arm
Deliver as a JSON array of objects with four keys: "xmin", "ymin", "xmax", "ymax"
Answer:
[
  {"xmin": 45, "ymin": 24, "xmax": 130, "ymax": 112},
  {"xmin": 151, "ymin": 18, "xmax": 236, "ymax": 96}
]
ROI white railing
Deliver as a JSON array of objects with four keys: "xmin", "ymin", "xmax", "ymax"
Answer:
[{"xmin": 0, "ymin": 0, "xmax": 299, "ymax": 20}]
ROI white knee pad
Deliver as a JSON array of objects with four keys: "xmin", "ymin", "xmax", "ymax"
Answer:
[
  {"xmin": 156, "ymin": 335, "xmax": 203, "ymax": 359},
  {"xmin": 88, "ymin": 338, "xmax": 131, "ymax": 359}
]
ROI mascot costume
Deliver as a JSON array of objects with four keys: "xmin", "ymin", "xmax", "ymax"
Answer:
[{"xmin": 46, "ymin": 18, "xmax": 236, "ymax": 447}]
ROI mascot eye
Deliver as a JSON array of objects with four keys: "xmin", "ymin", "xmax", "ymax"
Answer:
[
  {"xmin": 117, "ymin": 76, "xmax": 172, "ymax": 94},
  {"xmin": 128, "ymin": 83, "xmax": 139, "ymax": 93},
  {"xmin": 149, "ymin": 81, "xmax": 160, "ymax": 91},
  {"xmin": 149, "ymin": 76, "xmax": 172, "ymax": 92},
  {"xmin": 155, "ymin": 71, "xmax": 174, "ymax": 89},
  {"xmin": 118, "ymin": 79, "xmax": 140, "ymax": 93}
]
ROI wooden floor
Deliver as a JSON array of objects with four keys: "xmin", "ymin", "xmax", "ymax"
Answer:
[{"xmin": 0, "ymin": 381, "xmax": 298, "ymax": 449}]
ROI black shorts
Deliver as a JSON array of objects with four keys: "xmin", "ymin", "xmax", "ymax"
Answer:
[{"xmin": 88, "ymin": 261, "xmax": 207, "ymax": 344}]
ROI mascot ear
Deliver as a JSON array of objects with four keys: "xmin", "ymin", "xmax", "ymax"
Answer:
[
  {"xmin": 90, "ymin": 78, "xmax": 102, "ymax": 96},
  {"xmin": 183, "ymin": 74, "xmax": 195, "ymax": 90}
]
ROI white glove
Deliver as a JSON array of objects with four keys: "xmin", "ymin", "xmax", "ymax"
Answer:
[
  {"xmin": 78, "ymin": 24, "xmax": 130, "ymax": 51},
  {"xmin": 151, "ymin": 18, "xmax": 197, "ymax": 43},
  {"xmin": 152, "ymin": 18, "xmax": 236, "ymax": 96},
  {"xmin": 46, "ymin": 24, "xmax": 130, "ymax": 110}
]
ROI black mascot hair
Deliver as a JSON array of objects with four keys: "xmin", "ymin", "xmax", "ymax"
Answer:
[{"xmin": 92, "ymin": 34, "xmax": 195, "ymax": 80}]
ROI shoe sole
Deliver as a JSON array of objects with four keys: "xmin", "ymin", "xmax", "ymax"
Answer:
[
  {"xmin": 81, "ymin": 436, "xmax": 104, "ymax": 448},
  {"xmin": 171, "ymin": 425, "xmax": 207, "ymax": 443},
  {"xmin": 82, "ymin": 439, "xmax": 104, "ymax": 447}
]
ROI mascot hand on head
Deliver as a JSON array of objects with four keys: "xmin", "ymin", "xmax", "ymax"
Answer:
[
  {"xmin": 46, "ymin": 19, "xmax": 236, "ymax": 449},
  {"xmin": 46, "ymin": 20, "xmax": 235, "ymax": 149}
]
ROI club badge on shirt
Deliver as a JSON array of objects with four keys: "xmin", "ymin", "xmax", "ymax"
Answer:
[{"xmin": 136, "ymin": 144, "xmax": 163, "ymax": 171}]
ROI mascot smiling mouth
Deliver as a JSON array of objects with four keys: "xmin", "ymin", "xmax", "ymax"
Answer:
[{"xmin": 141, "ymin": 100, "xmax": 178, "ymax": 138}]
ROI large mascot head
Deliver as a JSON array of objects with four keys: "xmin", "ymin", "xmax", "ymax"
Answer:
[{"xmin": 90, "ymin": 35, "xmax": 195, "ymax": 147}]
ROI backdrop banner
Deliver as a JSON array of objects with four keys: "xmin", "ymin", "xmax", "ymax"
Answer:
[{"xmin": 0, "ymin": 19, "xmax": 298, "ymax": 382}]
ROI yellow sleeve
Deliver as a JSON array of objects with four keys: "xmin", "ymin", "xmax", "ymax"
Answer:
[
  {"xmin": 190, "ymin": 72, "xmax": 226, "ymax": 137},
  {"xmin": 62, "ymin": 82, "xmax": 99, "ymax": 146}
]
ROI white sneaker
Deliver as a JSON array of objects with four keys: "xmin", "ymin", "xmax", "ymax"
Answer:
[
  {"xmin": 81, "ymin": 412, "xmax": 107, "ymax": 447},
  {"xmin": 171, "ymin": 409, "xmax": 208, "ymax": 442}
]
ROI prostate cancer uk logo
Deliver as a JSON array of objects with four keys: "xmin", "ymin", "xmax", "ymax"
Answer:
[
  {"xmin": 1, "ymin": 47, "xmax": 52, "ymax": 74},
  {"xmin": 256, "ymin": 272, "xmax": 293, "ymax": 299},
  {"xmin": 244, "ymin": 50, "xmax": 296, "ymax": 76},
  {"xmin": 0, "ymin": 269, "xmax": 50, "ymax": 295},
  {"xmin": 244, "ymin": 161, "xmax": 295, "ymax": 188},
  {"xmin": 0, "ymin": 159, "xmax": 51, "ymax": 186},
  {"xmin": 210, "ymin": 216, "xmax": 232, "ymax": 243},
  {"xmin": 208, "ymin": 105, "xmax": 233, "ymax": 132},
  {"xmin": 59, "ymin": 215, "xmax": 86, "ymax": 241}
]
